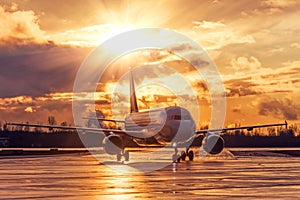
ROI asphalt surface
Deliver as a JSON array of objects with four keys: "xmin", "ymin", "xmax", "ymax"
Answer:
[{"xmin": 0, "ymin": 148, "xmax": 300, "ymax": 199}]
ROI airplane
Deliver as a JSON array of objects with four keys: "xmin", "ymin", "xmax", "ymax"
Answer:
[{"xmin": 6, "ymin": 71, "xmax": 288, "ymax": 163}]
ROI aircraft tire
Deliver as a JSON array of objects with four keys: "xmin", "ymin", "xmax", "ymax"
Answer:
[
  {"xmin": 117, "ymin": 153, "xmax": 121, "ymax": 161},
  {"xmin": 188, "ymin": 150, "xmax": 194, "ymax": 161},
  {"xmin": 124, "ymin": 150, "xmax": 129, "ymax": 161},
  {"xmin": 181, "ymin": 151, "xmax": 187, "ymax": 161}
]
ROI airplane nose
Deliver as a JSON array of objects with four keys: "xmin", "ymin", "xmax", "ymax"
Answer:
[{"xmin": 171, "ymin": 120, "xmax": 195, "ymax": 143}]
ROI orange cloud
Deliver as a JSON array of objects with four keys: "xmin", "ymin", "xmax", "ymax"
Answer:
[
  {"xmin": 0, "ymin": 3, "xmax": 45, "ymax": 42},
  {"xmin": 0, "ymin": 0, "xmax": 298, "ymax": 127},
  {"xmin": 24, "ymin": 106, "xmax": 35, "ymax": 113},
  {"xmin": 262, "ymin": 0, "xmax": 297, "ymax": 8},
  {"xmin": 230, "ymin": 56, "xmax": 266, "ymax": 73},
  {"xmin": 223, "ymin": 57, "xmax": 300, "ymax": 97},
  {"xmin": 258, "ymin": 98, "xmax": 300, "ymax": 120},
  {"xmin": 290, "ymin": 42, "xmax": 300, "ymax": 49},
  {"xmin": 193, "ymin": 21, "xmax": 225, "ymax": 29},
  {"xmin": 191, "ymin": 20, "xmax": 255, "ymax": 50},
  {"xmin": 51, "ymin": 24, "xmax": 117, "ymax": 47},
  {"xmin": 0, "ymin": 94, "xmax": 73, "ymax": 124}
]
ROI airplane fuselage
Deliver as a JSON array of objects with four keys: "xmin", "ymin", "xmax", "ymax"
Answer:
[{"xmin": 124, "ymin": 106, "xmax": 196, "ymax": 146}]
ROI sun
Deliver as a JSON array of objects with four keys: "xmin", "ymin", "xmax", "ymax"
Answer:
[{"xmin": 101, "ymin": 23, "xmax": 138, "ymax": 40}]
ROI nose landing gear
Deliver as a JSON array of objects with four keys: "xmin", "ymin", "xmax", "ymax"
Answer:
[
  {"xmin": 172, "ymin": 145, "xmax": 194, "ymax": 163},
  {"xmin": 117, "ymin": 149, "xmax": 129, "ymax": 162}
]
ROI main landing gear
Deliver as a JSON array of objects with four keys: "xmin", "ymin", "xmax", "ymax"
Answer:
[
  {"xmin": 117, "ymin": 149, "xmax": 129, "ymax": 162},
  {"xmin": 172, "ymin": 146, "xmax": 194, "ymax": 163}
]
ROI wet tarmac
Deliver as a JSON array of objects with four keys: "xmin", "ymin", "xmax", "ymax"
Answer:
[{"xmin": 0, "ymin": 148, "xmax": 300, "ymax": 199}]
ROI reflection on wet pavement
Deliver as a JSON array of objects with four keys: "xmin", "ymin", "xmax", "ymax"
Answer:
[{"xmin": 0, "ymin": 149, "xmax": 299, "ymax": 199}]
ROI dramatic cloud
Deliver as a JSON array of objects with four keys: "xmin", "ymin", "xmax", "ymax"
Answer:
[
  {"xmin": 0, "ymin": 94, "xmax": 72, "ymax": 124},
  {"xmin": 258, "ymin": 98, "xmax": 299, "ymax": 120},
  {"xmin": 193, "ymin": 21, "xmax": 225, "ymax": 30},
  {"xmin": 51, "ymin": 24, "xmax": 121, "ymax": 47},
  {"xmin": 0, "ymin": 3, "xmax": 93, "ymax": 99},
  {"xmin": 0, "ymin": 43, "xmax": 90, "ymax": 97},
  {"xmin": 0, "ymin": 0, "xmax": 299, "ymax": 126},
  {"xmin": 230, "ymin": 56, "xmax": 262, "ymax": 72},
  {"xmin": 24, "ymin": 106, "xmax": 35, "ymax": 113},
  {"xmin": 223, "ymin": 57, "xmax": 300, "ymax": 97},
  {"xmin": 191, "ymin": 20, "xmax": 255, "ymax": 50},
  {"xmin": 0, "ymin": 4, "xmax": 45, "ymax": 42},
  {"xmin": 192, "ymin": 80, "xmax": 208, "ymax": 92},
  {"xmin": 225, "ymin": 79, "xmax": 261, "ymax": 97}
]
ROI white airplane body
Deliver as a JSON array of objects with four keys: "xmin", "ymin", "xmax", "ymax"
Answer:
[{"xmin": 7, "ymin": 72, "xmax": 288, "ymax": 162}]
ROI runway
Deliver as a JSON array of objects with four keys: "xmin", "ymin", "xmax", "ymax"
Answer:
[{"xmin": 0, "ymin": 149, "xmax": 300, "ymax": 199}]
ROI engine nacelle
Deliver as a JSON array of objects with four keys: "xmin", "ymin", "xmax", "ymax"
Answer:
[
  {"xmin": 202, "ymin": 134, "xmax": 224, "ymax": 154},
  {"xmin": 103, "ymin": 135, "xmax": 123, "ymax": 155}
]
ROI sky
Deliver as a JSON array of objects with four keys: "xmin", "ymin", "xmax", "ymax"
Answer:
[{"xmin": 0, "ymin": 0, "xmax": 299, "ymax": 129}]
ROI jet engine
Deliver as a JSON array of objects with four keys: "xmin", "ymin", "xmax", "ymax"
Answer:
[
  {"xmin": 202, "ymin": 134, "xmax": 224, "ymax": 154},
  {"xmin": 103, "ymin": 135, "xmax": 123, "ymax": 155}
]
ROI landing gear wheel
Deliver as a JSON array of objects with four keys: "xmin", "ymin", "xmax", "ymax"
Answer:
[
  {"xmin": 124, "ymin": 150, "xmax": 129, "ymax": 161},
  {"xmin": 188, "ymin": 150, "xmax": 194, "ymax": 161},
  {"xmin": 117, "ymin": 153, "xmax": 121, "ymax": 161},
  {"xmin": 181, "ymin": 151, "xmax": 187, "ymax": 161}
]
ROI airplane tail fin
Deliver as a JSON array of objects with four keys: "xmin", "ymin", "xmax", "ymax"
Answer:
[{"xmin": 130, "ymin": 71, "xmax": 139, "ymax": 113}]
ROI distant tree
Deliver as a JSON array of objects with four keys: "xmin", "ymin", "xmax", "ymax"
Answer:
[
  {"xmin": 279, "ymin": 128, "xmax": 294, "ymax": 137},
  {"xmin": 16, "ymin": 123, "xmax": 23, "ymax": 132},
  {"xmin": 34, "ymin": 122, "xmax": 42, "ymax": 133},
  {"xmin": 240, "ymin": 130, "xmax": 245, "ymax": 136},
  {"xmin": 48, "ymin": 116, "xmax": 57, "ymax": 126},
  {"xmin": 60, "ymin": 121, "xmax": 68, "ymax": 126},
  {"xmin": 253, "ymin": 129, "xmax": 260, "ymax": 136},
  {"xmin": 289, "ymin": 124, "xmax": 298, "ymax": 136},
  {"xmin": 234, "ymin": 129, "xmax": 241, "ymax": 136},
  {"xmin": 24, "ymin": 122, "xmax": 30, "ymax": 132},
  {"xmin": 294, "ymin": 124, "xmax": 298, "ymax": 134},
  {"xmin": 268, "ymin": 127, "xmax": 276, "ymax": 136},
  {"xmin": 2, "ymin": 122, "xmax": 7, "ymax": 131},
  {"xmin": 3, "ymin": 123, "xmax": 11, "ymax": 131},
  {"xmin": 287, "ymin": 129, "xmax": 295, "ymax": 137}
]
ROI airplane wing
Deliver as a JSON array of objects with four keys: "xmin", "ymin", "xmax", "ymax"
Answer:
[
  {"xmin": 5, "ymin": 122, "xmax": 144, "ymax": 137},
  {"xmin": 195, "ymin": 121, "xmax": 288, "ymax": 134},
  {"xmin": 82, "ymin": 117, "xmax": 125, "ymax": 123}
]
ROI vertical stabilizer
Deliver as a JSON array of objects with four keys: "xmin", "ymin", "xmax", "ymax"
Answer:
[{"xmin": 130, "ymin": 71, "xmax": 139, "ymax": 113}]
